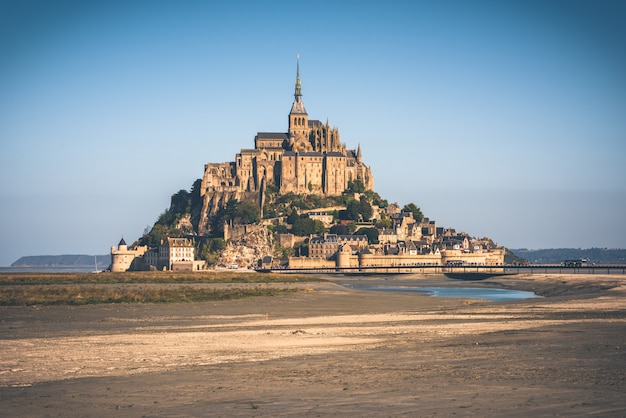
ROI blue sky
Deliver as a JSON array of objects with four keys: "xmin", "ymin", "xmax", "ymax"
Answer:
[{"xmin": 1, "ymin": 0, "xmax": 625, "ymax": 265}]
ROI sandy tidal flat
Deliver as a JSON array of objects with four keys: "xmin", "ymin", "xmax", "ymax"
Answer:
[{"xmin": 1, "ymin": 273, "xmax": 625, "ymax": 416}]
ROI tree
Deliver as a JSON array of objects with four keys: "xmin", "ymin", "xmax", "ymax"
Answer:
[
  {"xmin": 364, "ymin": 190, "xmax": 388, "ymax": 208},
  {"xmin": 343, "ymin": 200, "xmax": 362, "ymax": 221},
  {"xmin": 210, "ymin": 199, "xmax": 260, "ymax": 235},
  {"xmin": 340, "ymin": 197, "xmax": 373, "ymax": 222},
  {"xmin": 170, "ymin": 179, "xmax": 202, "ymax": 215},
  {"xmin": 149, "ymin": 178, "xmax": 205, "ymax": 234},
  {"xmin": 330, "ymin": 224, "xmax": 349, "ymax": 235},
  {"xmin": 170, "ymin": 189, "xmax": 190, "ymax": 213},
  {"xmin": 376, "ymin": 215, "xmax": 392, "ymax": 229},
  {"xmin": 346, "ymin": 179, "xmax": 366, "ymax": 193},
  {"xmin": 139, "ymin": 223, "xmax": 168, "ymax": 248},
  {"xmin": 287, "ymin": 208, "xmax": 299, "ymax": 225},
  {"xmin": 237, "ymin": 201, "xmax": 260, "ymax": 224},
  {"xmin": 291, "ymin": 218, "xmax": 327, "ymax": 236},
  {"xmin": 402, "ymin": 203, "xmax": 424, "ymax": 223},
  {"xmin": 200, "ymin": 238, "xmax": 226, "ymax": 265},
  {"xmin": 308, "ymin": 194, "xmax": 322, "ymax": 208},
  {"xmin": 360, "ymin": 196, "xmax": 373, "ymax": 221},
  {"xmin": 269, "ymin": 224, "xmax": 289, "ymax": 234},
  {"xmin": 156, "ymin": 208, "xmax": 176, "ymax": 226},
  {"xmin": 356, "ymin": 227, "xmax": 379, "ymax": 244},
  {"xmin": 265, "ymin": 182, "xmax": 279, "ymax": 196},
  {"xmin": 263, "ymin": 205, "xmax": 278, "ymax": 219}
]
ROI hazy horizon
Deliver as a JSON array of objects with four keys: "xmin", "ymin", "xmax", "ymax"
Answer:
[{"xmin": 1, "ymin": 0, "xmax": 625, "ymax": 266}]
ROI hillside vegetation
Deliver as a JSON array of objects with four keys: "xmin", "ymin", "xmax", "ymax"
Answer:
[{"xmin": 135, "ymin": 179, "xmax": 393, "ymax": 266}]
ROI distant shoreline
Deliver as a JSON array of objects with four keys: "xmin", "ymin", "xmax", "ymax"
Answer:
[{"xmin": 0, "ymin": 266, "xmax": 102, "ymax": 273}]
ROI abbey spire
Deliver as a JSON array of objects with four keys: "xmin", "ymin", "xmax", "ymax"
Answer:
[
  {"xmin": 290, "ymin": 54, "xmax": 307, "ymax": 115},
  {"xmin": 294, "ymin": 55, "xmax": 302, "ymax": 98},
  {"xmin": 289, "ymin": 54, "xmax": 309, "ymax": 139}
]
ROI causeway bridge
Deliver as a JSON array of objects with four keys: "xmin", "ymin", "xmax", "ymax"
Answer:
[{"xmin": 263, "ymin": 264, "xmax": 626, "ymax": 275}]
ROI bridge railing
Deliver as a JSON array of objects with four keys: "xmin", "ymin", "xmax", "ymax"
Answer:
[
  {"xmin": 261, "ymin": 264, "xmax": 626, "ymax": 275},
  {"xmin": 503, "ymin": 264, "xmax": 626, "ymax": 275}
]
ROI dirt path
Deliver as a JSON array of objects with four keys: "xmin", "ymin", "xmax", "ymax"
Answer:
[{"xmin": 1, "ymin": 274, "xmax": 625, "ymax": 416}]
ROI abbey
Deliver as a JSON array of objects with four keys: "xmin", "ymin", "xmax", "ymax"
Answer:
[{"xmin": 198, "ymin": 59, "xmax": 373, "ymax": 234}]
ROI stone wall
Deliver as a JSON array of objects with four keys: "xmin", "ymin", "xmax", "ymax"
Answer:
[
  {"xmin": 277, "ymin": 233, "xmax": 295, "ymax": 249},
  {"xmin": 441, "ymin": 249, "xmax": 505, "ymax": 266},
  {"xmin": 287, "ymin": 256, "xmax": 335, "ymax": 269},
  {"xmin": 286, "ymin": 245, "xmax": 505, "ymax": 270},
  {"xmin": 359, "ymin": 252, "xmax": 442, "ymax": 267}
]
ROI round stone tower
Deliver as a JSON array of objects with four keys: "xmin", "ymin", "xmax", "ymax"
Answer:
[
  {"xmin": 110, "ymin": 238, "xmax": 143, "ymax": 272},
  {"xmin": 336, "ymin": 243, "xmax": 353, "ymax": 269}
]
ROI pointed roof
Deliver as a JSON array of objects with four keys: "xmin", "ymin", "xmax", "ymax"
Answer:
[
  {"xmin": 290, "ymin": 54, "xmax": 307, "ymax": 115},
  {"xmin": 295, "ymin": 54, "xmax": 302, "ymax": 97},
  {"xmin": 118, "ymin": 237, "xmax": 127, "ymax": 246}
]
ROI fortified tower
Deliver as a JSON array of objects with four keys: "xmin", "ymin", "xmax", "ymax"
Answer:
[{"xmin": 110, "ymin": 238, "xmax": 147, "ymax": 272}]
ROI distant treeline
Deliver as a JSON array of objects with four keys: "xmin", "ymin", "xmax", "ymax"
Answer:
[
  {"xmin": 11, "ymin": 255, "xmax": 110, "ymax": 268},
  {"xmin": 510, "ymin": 248, "xmax": 626, "ymax": 264}
]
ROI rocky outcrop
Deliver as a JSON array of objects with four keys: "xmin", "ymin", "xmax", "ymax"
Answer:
[
  {"xmin": 174, "ymin": 214, "xmax": 194, "ymax": 234},
  {"xmin": 197, "ymin": 190, "xmax": 260, "ymax": 235},
  {"xmin": 217, "ymin": 226, "xmax": 275, "ymax": 268}
]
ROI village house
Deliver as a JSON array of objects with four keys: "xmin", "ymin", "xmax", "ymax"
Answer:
[
  {"xmin": 159, "ymin": 237, "xmax": 195, "ymax": 270},
  {"xmin": 308, "ymin": 234, "xmax": 369, "ymax": 259},
  {"xmin": 378, "ymin": 228, "xmax": 397, "ymax": 244},
  {"xmin": 306, "ymin": 211, "xmax": 335, "ymax": 227}
]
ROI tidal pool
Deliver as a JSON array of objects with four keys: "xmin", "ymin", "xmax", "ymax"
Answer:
[{"xmin": 351, "ymin": 285, "xmax": 541, "ymax": 302}]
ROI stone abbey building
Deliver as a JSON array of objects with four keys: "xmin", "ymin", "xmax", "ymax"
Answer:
[{"xmin": 198, "ymin": 60, "xmax": 373, "ymax": 234}]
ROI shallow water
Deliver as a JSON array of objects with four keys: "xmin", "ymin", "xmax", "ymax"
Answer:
[{"xmin": 347, "ymin": 283, "xmax": 541, "ymax": 302}]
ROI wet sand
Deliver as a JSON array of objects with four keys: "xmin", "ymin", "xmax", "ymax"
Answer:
[{"xmin": 1, "ymin": 273, "xmax": 625, "ymax": 416}]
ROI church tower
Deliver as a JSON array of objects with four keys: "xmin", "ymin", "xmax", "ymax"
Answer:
[{"xmin": 288, "ymin": 55, "xmax": 309, "ymax": 141}]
